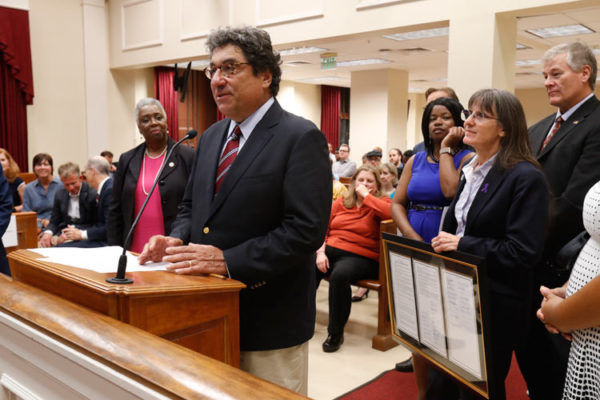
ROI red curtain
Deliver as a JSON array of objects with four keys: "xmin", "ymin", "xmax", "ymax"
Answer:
[
  {"xmin": 321, "ymin": 85, "xmax": 340, "ymax": 148},
  {"xmin": 154, "ymin": 67, "xmax": 179, "ymax": 140},
  {"xmin": 0, "ymin": 6, "xmax": 34, "ymax": 171},
  {"xmin": 216, "ymin": 108, "xmax": 225, "ymax": 121}
]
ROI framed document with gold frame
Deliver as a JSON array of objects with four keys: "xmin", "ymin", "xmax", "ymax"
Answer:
[{"xmin": 382, "ymin": 232, "xmax": 498, "ymax": 399}]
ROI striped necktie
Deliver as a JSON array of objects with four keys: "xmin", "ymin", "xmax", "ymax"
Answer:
[
  {"xmin": 215, "ymin": 125, "xmax": 242, "ymax": 192},
  {"xmin": 541, "ymin": 116, "xmax": 563, "ymax": 151}
]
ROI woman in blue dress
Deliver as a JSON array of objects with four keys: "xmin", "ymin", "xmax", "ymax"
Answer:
[{"xmin": 391, "ymin": 96, "xmax": 473, "ymax": 399}]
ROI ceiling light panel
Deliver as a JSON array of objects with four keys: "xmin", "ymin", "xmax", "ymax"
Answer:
[
  {"xmin": 383, "ymin": 27, "xmax": 449, "ymax": 41},
  {"xmin": 279, "ymin": 46, "xmax": 328, "ymax": 56},
  {"xmin": 526, "ymin": 24, "xmax": 594, "ymax": 38},
  {"xmin": 337, "ymin": 58, "xmax": 391, "ymax": 67},
  {"xmin": 515, "ymin": 59, "xmax": 542, "ymax": 66}
]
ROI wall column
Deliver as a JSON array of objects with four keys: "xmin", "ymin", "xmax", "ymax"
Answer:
[
  {"xmin": 349, "ymin": 69, "xmax": 408, "ymax": 164},
  {"xmin": 447, "ymin": 5, "xmax": 517, "ymax": 102},
  {"xmin": 82, "ymin": 0, "xmax": 109, "ymax": 157}
]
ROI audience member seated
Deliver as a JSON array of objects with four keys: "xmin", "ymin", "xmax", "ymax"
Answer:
[
  {"xmin": 402, "ymin": 150, "xmax": 414, "ymax": 165},
  {"xmin": 0, "ymin": 167, "xmax": 14, "ymax": 276},
  {"xmin": 538, "ymin": 180, "xmax": 600, "ymax": 400},
  {"xmin": 327, "ymin": 142, "xmax": 337, "ymax": 163},
  {"xmin": 389, "ymin": 147, "xmax": 403, "ymax": 177},
  {"xmin": 316, "ymin": 164, "xmax": 392, "ymax": 353},
  {"xmin": 365, "ymin": 150, "xmax": 382, "ymax": 167},
  {"xmin": 107, "ymin": 97, "xmax": 194, "ymax": 252},
  {"xmin": 0, "ymin": 148, "xmax": 25, "ymax": 212},
  {"xmin": 22, "ymin": 153, "xmax": 62, "ymax": 232},
  {"xmin": 39, "ymin": 162, "xmax": 97, "ymax": 248},
  {"xmin": 391, "ymin": 96, "xmax": 473, "ymax": 396},
  {"xmin": 428, "ymin": 89, "xmax": 549, "ymax": 400},
  {"xmin": 380, "ymin": 162, "xmax": 398, "ymax": 198},
  {"xmin": 331, "ymin": 144, "xmax": 357, "ymax": 179},
  {"xmin": 58, "ymin": 156, "xmax": 113, "ymax": 248},
  {"xmin": 101, "ymin": 150, "xmax": 118, "ymax": 176}
]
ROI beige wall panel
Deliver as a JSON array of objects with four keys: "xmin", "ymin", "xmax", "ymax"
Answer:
[
  {"xmin": 278, "ymin": 81, "xmax": 321, "ymax": 128},
  {"xmin": 256, "ymin": 0, "xmax": 323, "ymax": 27},
  {"xmin": 180, "ymin": 0, "xmax": 230, "ymax": 41},
  {"xmin": 27, "ymin": 0, "xmax": 87, "ymax": 171},
  {"xmin": 122, "ymin": 0, "xmax": 162, "ymax": 51}
]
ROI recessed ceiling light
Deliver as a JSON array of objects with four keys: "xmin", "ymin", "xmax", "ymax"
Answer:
[
  {"xmin": 593, "ymin": 49, "xmax": 600, "ymax": 56},
  {"xmin": 279, "ymin": 46, "xmax": 328, "ymax": 56},
  {"xmin": 526, "ymin": 24, "xmax": 594, "ymax": 38},
  {"xmin": 515, "ymin": 59, "xmax": 542, "ymax": 66},
  {"xmin": 383, "ymin": 27, "xmax": 449, "ymax": 41},
  {"xmin": 337, "ymin": 58, "xmax": 391, "ymax": 67},
  {"xmin": 516, "ymin": 43, "xmax": 530, "ymax": 50},
  {"xmin": 190, "ymin": 60, "xmax": 209, "ymax": 68}
]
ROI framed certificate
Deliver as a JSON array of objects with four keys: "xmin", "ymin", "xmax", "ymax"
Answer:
[{"xmin": 382, "ymin": 232, "xmax": 498, "ymax": 399}]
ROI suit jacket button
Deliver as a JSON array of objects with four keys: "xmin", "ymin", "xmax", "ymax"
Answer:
[{"xmin": 203, "ymin": 227, "xmax": 209, "ymax": 234}]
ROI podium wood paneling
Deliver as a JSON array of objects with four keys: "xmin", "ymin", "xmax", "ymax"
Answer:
[
  {"xmin": 8, "ymin": 250, "xmax": 245, "ymax": 367},
  {"xmin": 0, "ymin": 277, "xmax": 307, "ymax": 399},
  {"xmin": 6, "ymin": 211, "xmax": 37, "ymax": 254}
]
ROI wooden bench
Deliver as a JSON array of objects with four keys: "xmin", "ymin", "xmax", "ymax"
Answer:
[
  {"xmin": 354, "ymin": 219, "xmax": 398, "ymax": 351},
  {"xmin": 18, "ymin": 172, "xmax": 36, "ymax": 184},
  {"xmin": 5, "ymin": 211, "xmax": 37, "ymax": 254}
]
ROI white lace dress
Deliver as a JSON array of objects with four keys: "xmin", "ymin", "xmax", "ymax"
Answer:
[{"xmin": 563, "ymin": 181, "xmax": 600, "ymax": 400}]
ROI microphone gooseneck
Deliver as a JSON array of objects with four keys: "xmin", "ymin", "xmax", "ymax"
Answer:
[{"xmin": 106, "ymin": 130, "xmax": 198, "ymax": 284}]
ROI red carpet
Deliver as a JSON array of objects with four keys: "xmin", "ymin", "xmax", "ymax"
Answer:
[{"xmin": 335, "ymin": 354, "xmax": 529, "ymax": 399}]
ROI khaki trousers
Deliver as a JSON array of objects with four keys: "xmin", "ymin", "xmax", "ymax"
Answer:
[{"xmin": 240, "ymin": 341, "xmax": 309, "ymax": 395}]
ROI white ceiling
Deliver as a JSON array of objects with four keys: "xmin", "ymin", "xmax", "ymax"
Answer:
[{"xmin": 273, "ymin": 4, "xmax": 600, "ymax": 91}]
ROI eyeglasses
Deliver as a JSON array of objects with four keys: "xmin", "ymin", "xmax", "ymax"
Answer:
[
  {"xmin": 204, "ymin": 61, "xmax": 250, "ymax": 79},
  {"xmin": 462, "ymin": 109, "xmax": 498, "ymax": 123}
]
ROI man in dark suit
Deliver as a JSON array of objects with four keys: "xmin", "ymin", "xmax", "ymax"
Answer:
[
  {"xmin": 138, "ymin": 26, "xmax": 331, "ymax": 394},
  {"xmin": 39, "ymin": 162, "xmax": 97, "ymax": 248},
  {"xmin": 60, "ymin": 156, "xmax": 113, "ymax": 247},
  {"xmin": 518, "ymin": 42, "xmax": 600, "ymax": 400}
]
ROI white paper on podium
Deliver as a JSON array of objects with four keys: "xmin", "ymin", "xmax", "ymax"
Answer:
[
  {"xmin": 441, "ymin": 269, "xmax": 482, "ymax": 379},
  {"xmin": 389, "ymin": 252, "xmax": 419, "ymax": 341},
  {"xmin": 413, "ymin": 259, "xmax": 447, "ymax": 358},
  {"xmin": 29, "ymin": 246, "xmax": 169, "ymax": 273},
  {"xmin": 2, "ymin": 215, "xmax": 17, "ymax": 247}
]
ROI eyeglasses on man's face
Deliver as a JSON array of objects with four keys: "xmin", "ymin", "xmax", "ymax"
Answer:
[
  {"xmin": 462, "ymin": 109, "xmax": 498, "ymax": 123},
  {"xmin": 204, "ymin": 61, "xmax": 250, "ymax": 80}
]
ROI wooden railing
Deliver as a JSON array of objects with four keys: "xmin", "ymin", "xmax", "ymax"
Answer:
[
  {"xmin": 354, "ymin": 219, "xmax": 398, "ymax": 351},
  {"xmin": 0, "ymin": 276, "xmax": 308, "ymax": 400}
]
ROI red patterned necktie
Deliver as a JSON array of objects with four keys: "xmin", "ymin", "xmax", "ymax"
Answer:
[
  {"xmin": 215, "ymin": 125, "xmax": 242, "ymax": 192},
  {"xmin": 541, "ymin": 116, "xmax": 563, "ymax": 151}
]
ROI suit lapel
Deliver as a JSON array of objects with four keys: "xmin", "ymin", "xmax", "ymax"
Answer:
[
  {"xmin": 538, "ymin": 96, "xmax": 600, "ymax": 158},
  {"xmin": 464, "ymin": 167, "xmax": 508, "ymax": 231},
  {"xmin": 209, "ymin": 102, "xmax": 281, "ymax": 215}
]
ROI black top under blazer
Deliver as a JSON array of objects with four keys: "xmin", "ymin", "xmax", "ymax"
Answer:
[
  {"xmin": 442, "ymin": 161, "xmax": 549, "ymax": 298},
  {"xmin": 170, "ymin": 100, "xmax": 332, "ymax": 351},
  {"xmin": 46, "ymin": 181, "xmax": 97, "ymax": 235},
  {"xmin": 528, "ymin": 95, "xmax": 600, "ymax": 271},
  {"xmin": 107, "ymin": 137, "xmax": 195, "ymax": 247}
]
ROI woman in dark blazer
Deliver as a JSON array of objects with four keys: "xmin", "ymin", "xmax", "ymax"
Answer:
[
  {"xmin": 428, "ymin": 89, "xmax": 550, "ymax": 400},
  {"xmin": 107, "ymin": 98, "xmax": 195, "ymax": 252}
]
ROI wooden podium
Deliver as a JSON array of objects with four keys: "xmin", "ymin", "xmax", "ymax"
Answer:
[{"xmin": 8, "ymin": 249, "xmax": 245, "ymax": 367}]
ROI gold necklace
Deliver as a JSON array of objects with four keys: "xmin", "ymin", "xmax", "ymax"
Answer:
[{"xmin": 141, "ymin": 148, "xmax": 166, "ymax": 196}]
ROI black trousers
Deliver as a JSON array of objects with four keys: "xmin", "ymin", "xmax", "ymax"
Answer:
[
  {"xmin": 315, "ymin": 245, "xmax": 378, "ymax": 335},
  {"xmin": 514, "ymin": 289, "xmax": 569, "ymax": 400}
]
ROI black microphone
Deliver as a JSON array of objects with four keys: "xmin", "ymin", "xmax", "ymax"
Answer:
[{"xmin": 107, "ymin": 129, "xmax": 198, "ymax": 284}]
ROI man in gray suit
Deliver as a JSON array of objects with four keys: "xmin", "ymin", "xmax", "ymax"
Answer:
[
  {"xmin": 139, "ymin": 26, "xmax": 331, "ymax": 394},
  {"xmin": 518, "ymin": 41, "xmax": 600, "ymax": 400}
]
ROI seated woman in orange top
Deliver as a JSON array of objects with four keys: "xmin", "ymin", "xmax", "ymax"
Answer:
[{"xmin": 316, "ymin": 164, "xmax": 392, "ymax": 352}]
